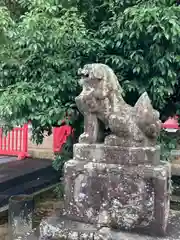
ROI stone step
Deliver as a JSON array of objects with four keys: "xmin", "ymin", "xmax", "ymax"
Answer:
[
  {"xmin": 13, "ymin": 228, "xmax": 39, "ymax": 240},
  {"xmin": 28, "ymin": 149, "xmax": 54, "ymax": 159},
  {"xmin": 28, "ymin": 210, "xmax": 180, "ymax": 240},
  {"xmin": 39, "ymin": 215, "xmax": 97, "ymax": 240}
]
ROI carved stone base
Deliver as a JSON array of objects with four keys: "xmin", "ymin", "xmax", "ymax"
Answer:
[
  {"xmin": 63, "ymin": 157, "xmax": 170, "ymax": 235},
  {"xmin": 39, "ymin": 211, "xmax": 180, "ymax": 240}
]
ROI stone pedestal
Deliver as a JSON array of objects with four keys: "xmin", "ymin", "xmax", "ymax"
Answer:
[
  {"xmin": 39, "ymin": 143, "xmax": 171, "ymax": 240},
  {"xmin": 63, "ymin": 143, "xmax": 170, "ymax": 236}
]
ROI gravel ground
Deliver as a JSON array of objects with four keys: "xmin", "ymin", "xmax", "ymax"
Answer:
[{"xmin": 0, "ymin": 222, "xmax": 8, "ymax": 240}]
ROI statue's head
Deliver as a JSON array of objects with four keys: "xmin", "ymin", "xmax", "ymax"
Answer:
[
  {"xmin": 78, "ymin": 64, "xmax": 103, "ymax": 86},
  {"xmin": 78, "ymin": 63, "xmax": 123, "ymax": 93}
]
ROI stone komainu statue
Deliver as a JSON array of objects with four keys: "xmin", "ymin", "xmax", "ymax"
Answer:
[{"xmin": 75, "ymin": 63, "xmax": 161, "ymax": 147}]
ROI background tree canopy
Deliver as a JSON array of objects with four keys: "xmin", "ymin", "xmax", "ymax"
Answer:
[{"xmin": 0, "ymin": 0, "xmax": 180, "ymax": 144}]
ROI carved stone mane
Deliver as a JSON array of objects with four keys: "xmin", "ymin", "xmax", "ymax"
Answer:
[{"xmin": 75, "ymin": 63, "xmax": 161, "ymax": 147}]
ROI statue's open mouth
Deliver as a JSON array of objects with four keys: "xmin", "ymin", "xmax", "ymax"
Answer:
[
  {"xmin": 80, "ymin": 74, "xmax": 90, "ymax": 84},
  {"xmin": 81, "ymin": 74, "xmax": 89, "ymax": 80},
  {"xmin": 78, "ymin": 68, "xmax": 89, "ymax": 80},
  {"xmin": 78, "ymin": 68, "xmax": 90, "ymax": 85}
]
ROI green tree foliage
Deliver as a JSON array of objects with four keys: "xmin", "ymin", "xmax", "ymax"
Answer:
[
  {"xmin": 104, "ymin": 4, "xmax": 180, "ymax": 112},
  {"xmin": 0, "ymin": 0, "xmax": 101, "ymax": 142},
  {"xmin": 0, "ymin": 0, "xmax": 26, "ymax": 20},
  {"xmin": 0, "ymin": 0, "xmax": 180, "ymax": 144}
]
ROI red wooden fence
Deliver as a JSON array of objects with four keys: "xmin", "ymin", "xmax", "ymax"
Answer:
[
  {"xmin": 0, "ymin": 123, "xmax": 73, "ymax": 159},
  {"xmin": 0, "ymin": 117, "xmax": 174, "ymax": 160},
  {"xmin": 0, "ymin": 124, "xmax": 29, "ymax": 159}
]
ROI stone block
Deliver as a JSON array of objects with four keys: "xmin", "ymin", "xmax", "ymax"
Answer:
[
  {"xmin": 73, "ymin": 144, "xmax": 104, "ymax": 162},
  {"xmin": 104, "ymin": 145, "xmax": 160, "ymax": 165},
  {"xmin": 64, "ymin": 160, "xmax": 109, "ymax": 223},
  {"xmin": 63, "ymin": 159, "xmax": 170, "ymax": 235},
  {"xmin": 73, "ymin": 143, "xmax": 160, "ymax": 165}
]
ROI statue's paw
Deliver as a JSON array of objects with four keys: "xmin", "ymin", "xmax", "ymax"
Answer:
[{"xmin": 79, "ymin": 132, "xmax": 92, "ymax": 143}]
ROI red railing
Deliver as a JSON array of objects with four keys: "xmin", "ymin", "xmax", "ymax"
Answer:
[
  {"xmin": 0, "ymin": 124, "xmax": 29, "ymax": 160},
  {"xmin": 0, "ymin": 123, "xmax": 73, "ymax": 159}
]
